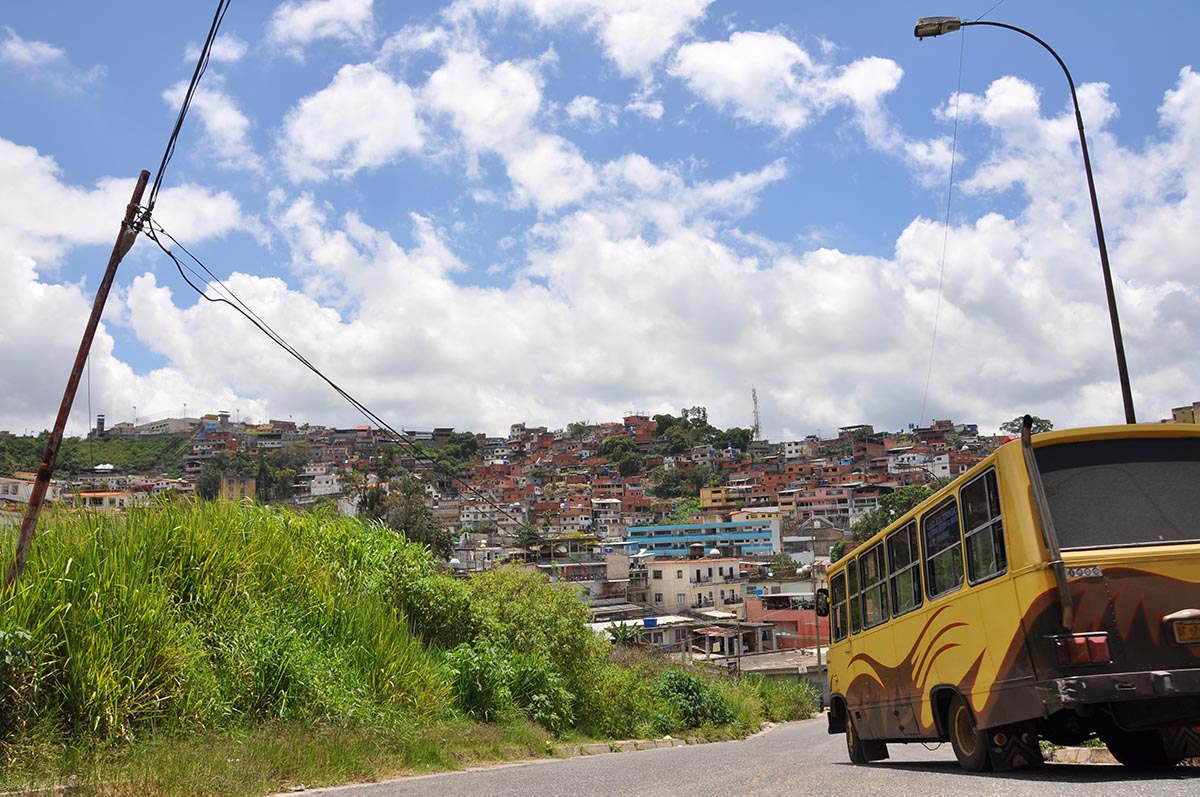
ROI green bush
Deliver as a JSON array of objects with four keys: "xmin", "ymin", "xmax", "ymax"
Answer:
[
  {"xmin": 656, "ymin": 669, "xmax": 736, "ymax": 730},
  {"xmin": 740, "ymin": 673, "xmax": 819, "ymax": 722},
  {"xmin": 444, "ymin": 642, "xmax": 511, "ymax": 722},
  {"xmin": 0, "ymin": 628, "xmax": 34, "ymax": 737},
  {"xmin": 465, "ymin": 568, "xmax": 610, "ymax": 708},
  {"xmin": 507, "ymin": 652, "xmax": 574, "ymax": 734}
]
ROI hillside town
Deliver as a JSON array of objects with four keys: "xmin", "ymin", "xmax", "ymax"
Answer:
[{"xmin": 4, "ymin": 400, "xmax": 1200, "ymax": 680}]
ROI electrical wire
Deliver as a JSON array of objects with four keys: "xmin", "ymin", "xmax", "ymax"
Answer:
[
  {"xmin": 917, "ymin": 23, "xmax": 968, "ymax": 429},
  {"xmin": 140, "ymin": 219, "xmax": 532, "ymax": 532},
  {"xmin": 974, "ymin": 0, "xmax": 1008, "ymax": 22},
  {"xmin": 147, "ymin": 0, "xmax": 232, "ymax": 215}
]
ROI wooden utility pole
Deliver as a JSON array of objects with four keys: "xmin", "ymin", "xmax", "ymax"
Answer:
[{"xmin": 4, "ymin": 170, "xmax": 150, "ymax": 590}]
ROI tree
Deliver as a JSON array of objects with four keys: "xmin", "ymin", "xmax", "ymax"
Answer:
[
  {"xmin": 515, "ymin": 525, "xmax": 544, "ymax": 561},
  {"xmin": 716, "ymin": 426, "xmax": 753, "ymax": 453},
  {"xmin": 662, "ymin": 427, "xmax": 689, "ymax": 455},
  {"xmin": 849, "ymin": 485, "xmax": 937, "ymax": 542},
  {"xmin": 615, "ymin": 450, "xmax": 643, "ymax": 477},
  {"xmin": 606, "ymin": 622, "xmax": 641, "ymax": 646},
  {"xmin": 599, "ymin": 434, "xmax": 635, "ymax": 458},
  {"xmin": 647, "ymin": 466, "xmax": 685, "ymax": 498},
  {"xmin": 653, "ymin": 413, "xmax": 680, "ymax": 437},
  {"xmin": 379, "ymin": 476, "xmax": 453, "ymax": 559},
  {"xmin": 830, "ymin": 538, "xmax": 848, "ymax": 563},
  {"xmin": 658, "ymin": 496, "xmax": 700, "ymax": 525},
  {"xmin": 767, "ymin": 551, "xmax": 799, "ymax": 577},
  {"xmin": 1000, "ymin": 416, "xmax": 1054, "ymax": 435}
]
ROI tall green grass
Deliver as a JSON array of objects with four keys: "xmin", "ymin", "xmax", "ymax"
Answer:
[
  {"xmin": 0, "ymin": 500, "xmax": 819, "ymax": 795},
  {"xmin": 0, "ymin": 500, "xmax": 448, "ymax": 742}
]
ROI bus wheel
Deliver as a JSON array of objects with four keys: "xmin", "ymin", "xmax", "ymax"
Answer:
[
  {"xmin": 846, "ymin": 715, "xmax": 869, "ymax": 764},
  {"xmin": 1101, "ymin": 729, "xmax": 1180, "ymax": 769},
  {"xmin": 947, "ymin": 694, "xmax": 991, "ymax": 772}
]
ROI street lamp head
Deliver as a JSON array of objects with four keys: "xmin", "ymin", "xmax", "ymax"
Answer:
[{"xmin": 914, "ymin": 16, "xmax": 962, "ymax": 39}]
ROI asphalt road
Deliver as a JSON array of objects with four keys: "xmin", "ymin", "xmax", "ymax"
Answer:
[{"xmin": 291, "ymin": 717, "xmax": 1198, "ymax": 797}]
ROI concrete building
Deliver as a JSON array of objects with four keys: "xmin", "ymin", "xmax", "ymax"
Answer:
[
  {"xmin": 625, "ymin": 517, "xmax": 781, "ymax": 558},
  {"xmin": 644, "ymin": 556, "xmax": 747, "ymax": 611},
  {"xmin": 1172, "ymin": 402, "xmax": 1200, "ymax": 424}
]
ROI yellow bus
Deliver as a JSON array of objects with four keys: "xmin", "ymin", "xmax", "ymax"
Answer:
[{"xmin": 821, "ymin": 419, "xmax": 1200, "ymax": 771}]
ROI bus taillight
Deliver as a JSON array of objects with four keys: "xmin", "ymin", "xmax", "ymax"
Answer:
[{"xmin": 1054, "ymin": 633, "xmax": 1111, "ymax": 666}]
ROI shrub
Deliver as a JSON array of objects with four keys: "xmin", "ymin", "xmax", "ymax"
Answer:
[
  {"xmin": 466, "ymin": 568, "xmax": 610, "ymax": 709},
  {"xmin": 0, "ymin": 628, "xmax": 34, "ymax": 738},
  {"xmin": 740, "ymin": 673, "xmax": 819, "ymax": 722},
  {"xmin": 443, "ymin": 642, "xmax": 512, "ymax": 722},
  {"xmin": 507, "ymin": 653, "xmax": 574, "ymax": 735},
  {"xmin": 656, "ymin": 669, "xmax": 736, "ymax": 730}
]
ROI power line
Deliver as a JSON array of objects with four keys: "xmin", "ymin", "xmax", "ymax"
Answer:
[
  {"xmin": 147, "ymin": 0, "xmax": 232, "ymax": 215},
  {"xmin": 138, "ymin": 0, "xmax": 527, "ymax": 534},
  {"xmin": 140, "ymin": 220, "xmax": 531, "ymax": 532},
  {"xmin": 917, "ymin": 21, "xmax": 968, "ymax": 428}
]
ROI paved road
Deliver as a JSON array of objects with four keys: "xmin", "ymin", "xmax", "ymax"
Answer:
[{"xmin": 295, "ymin": 717, "xmax": 1198, "ymax": 797}]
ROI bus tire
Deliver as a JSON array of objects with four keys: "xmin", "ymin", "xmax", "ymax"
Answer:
[
  {"xmin": 1101, "ymin": 728, "xmax": 1180, "ymax": 769},
  {"xmin": 947, "ymin": 693, "xmax": 991, "ymax": 772}
]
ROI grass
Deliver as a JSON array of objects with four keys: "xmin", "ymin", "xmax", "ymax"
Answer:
[
  {"xmin": 0, "ymin": 499, "xmax": 819, "ymax": 795},
  {"xmin": 0, "ymin": 717, "xmax": 558, "ymax": 796}
]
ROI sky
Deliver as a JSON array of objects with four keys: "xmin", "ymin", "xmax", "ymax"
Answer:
[{"xmin": 2, "ymin": 1, "xmax": 1199, "ymax": 442}]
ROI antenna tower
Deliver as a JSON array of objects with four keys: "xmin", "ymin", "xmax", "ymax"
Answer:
[{"xmin": 751, "ymin": 387, "xmax": 762, "ymax": 441}]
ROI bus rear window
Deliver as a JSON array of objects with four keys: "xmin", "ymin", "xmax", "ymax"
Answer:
[{"xmin": 1036, "ymin": 437, "xmax": 1200, "ymax": 549}]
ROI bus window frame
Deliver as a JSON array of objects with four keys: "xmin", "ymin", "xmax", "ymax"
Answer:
[
  {"xmin": 847, "ymin": 557, "xmax": 862, "ymax": 635},
  {"xmin": 887, "ymin": 520, "xmax": 923, "ymax": 618},
  {"xmin": 831, "ymin": 571, "xmax": 848, "ymax": 642},
  {"xmin": 859, "ymin": 541, "xmax": 889, "ymax": 630},
  {"xmin": 922, "ymin": 496, "xmax": 965, "ymax": 599},
  {"xmin": 961, "ymin": 468, "xmax": 1008, "ymax": 586}
]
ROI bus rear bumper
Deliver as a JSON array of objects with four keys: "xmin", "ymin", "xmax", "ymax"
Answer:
[{"xmin": 1036, "ymin": 667, "xmax": 1200, "ymax": 722}]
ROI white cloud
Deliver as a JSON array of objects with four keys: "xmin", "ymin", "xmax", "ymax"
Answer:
[
  {"xmin": 267, "ymin": 0, "xmax": 374, "ymax": 57},
  {"xmin": 0, "ymin": 139, "xmax": 244, "ymax": 267},
  {"xmin": 163, "ymin": 76, "xmax": 264, "ymax": 173},
  {"xmin": 278, "ymin": 63, "xmax": 423, "ymax": 182},
  {"xmin": 671, "ymin": 31, "xmax": 953, "ymax": 182},
  {"xmin": 184, "ymin": 33, "xmax": 249, "ymax": 64},
  {"xmin": 0, "ymin": 26, "xmax": 104, "ymax": 89},
  {"xmin": 672, "ymin": 31, "xmax": 819, "ymax": 131},
  {"xmin": 1, "ymin": 26, "xmax": 65, "ymax": 67},
  {"xmin": 0, "ymin": 136, "xmax": 253, "ymax": 436},
  {"xmin": 424, "ymin": 50, "xmax": 596, "ymax": 212},
  {"xmin": 566, "ymin": 95, "xmax": 617, "ymax": 127},
  {"xmin": 625, "ymin": 93, "xmax": 664, "ymax": 120},
  {"xmin": 468, "ymin": 0, "xmax": 711, "ymax": 79}
]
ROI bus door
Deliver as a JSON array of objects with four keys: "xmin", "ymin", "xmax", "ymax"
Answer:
[{"xmin": 885, "ymin": 521, "xmax": 925, "ymax": 737}]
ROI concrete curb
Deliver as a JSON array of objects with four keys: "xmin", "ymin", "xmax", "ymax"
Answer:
[
  {"xmin": 1048, "ymin": 746, "xmax": 1117, "ymax": 764},
  {"xmin": 554, "ymin": 722, "xmax": 787, "ymax": 758},
  {"xmin": 556, "ymin": 735, "xmax": 700, "ymax": 758}
]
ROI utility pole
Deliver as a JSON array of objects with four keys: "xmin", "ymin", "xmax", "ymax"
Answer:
[{"xmin": 5, "ymin": 170, "xmax": 150, "ymax": 589}]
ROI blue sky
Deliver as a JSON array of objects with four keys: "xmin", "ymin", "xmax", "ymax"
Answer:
[{"xmin": 2, "ymin": 0, "xmax": 1198, "ymax": 441}]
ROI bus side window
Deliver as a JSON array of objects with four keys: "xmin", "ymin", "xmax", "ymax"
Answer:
[
  {"xmin": 887, "ymin": 521, "xmax": 923, "ymax": 616},
  {"xmin": 847, "ymin": 558, "xmax": 862, "ymax": 634},
  {"xmin": 922, "ymin": 497, "xmax": 964, "ymax": 598},
  {"xmin": 860, "ymin": 542, "xmax": 889, "ymax": 628},
  {"xmin": 831, "ymin": 572, "xmax": 848, "ymax": 642},
  {"xmin": 962, "ymin": 469, "xmax": 1007, "ymax": 584}
]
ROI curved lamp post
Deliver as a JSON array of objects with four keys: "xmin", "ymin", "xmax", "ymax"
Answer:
[{"xmin": 915, "ymin": 17, "xmax": 1136, "ymax": 424}]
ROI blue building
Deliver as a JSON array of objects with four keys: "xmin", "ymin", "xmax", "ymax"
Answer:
[{"xmin": 624, "ymin": 518, "xmax": 781, "ymax": 558}]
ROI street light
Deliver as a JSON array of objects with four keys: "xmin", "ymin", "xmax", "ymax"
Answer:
[{"xmin": 914, "ymin": 17, "xmax": 1136, "ymax": 424}]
